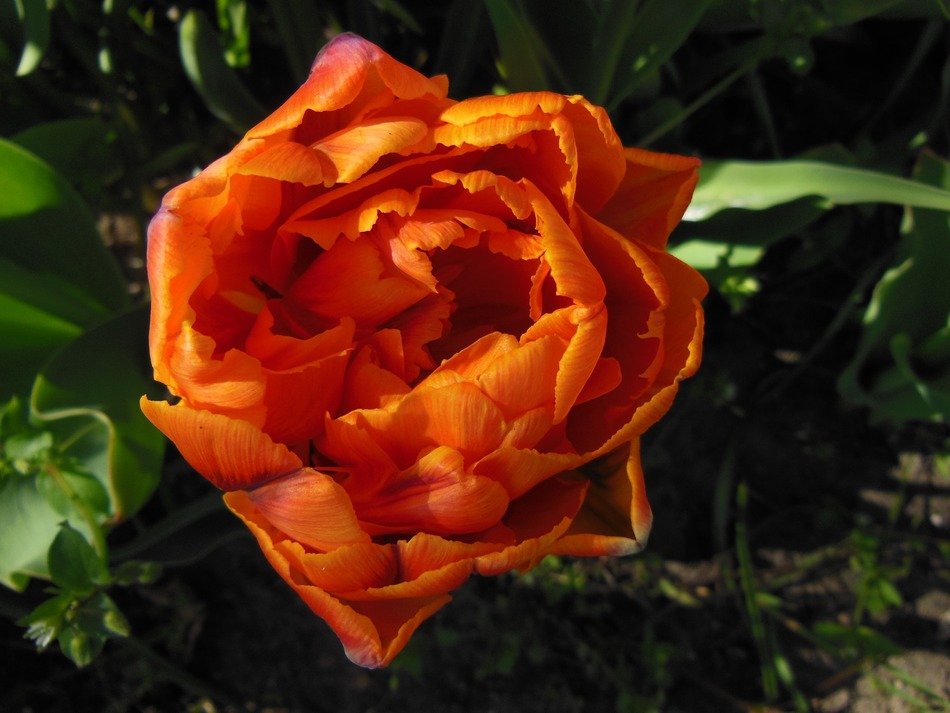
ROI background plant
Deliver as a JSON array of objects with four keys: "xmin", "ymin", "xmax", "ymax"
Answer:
[{"xmin": 1, "ymin": 0, "xmax": 948, "ymax": 710}]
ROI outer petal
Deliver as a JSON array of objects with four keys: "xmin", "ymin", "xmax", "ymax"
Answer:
[
  {"xmin": 596, "ymin": 147, "xmax": 701, "ymax": 250},
  {"xmin": 225, "ymin": 492, "xmax": 472, "ymax": 668},
  {"xmin": 247, "ymin": 33, "xmax": 449, "ymax": 143},
  {"xmin": 140, "ymin": 398, "xmax": 301, "ymax": 490},
  {"xmin": 551, "ymin": 440, "xmax": 652, "ymax": 556}
]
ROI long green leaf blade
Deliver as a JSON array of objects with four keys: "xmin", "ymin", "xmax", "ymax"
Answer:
[
  {"xmin": 686, "ymin": 160, "xmax": 950, "ymax": 221},
  {"xmin": 178, "ymin": 9, "xmax": 266, "ymax": 133}
]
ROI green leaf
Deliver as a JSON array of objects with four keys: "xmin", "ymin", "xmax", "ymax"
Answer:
[
  {"xmin": 47, "ymin": 522, "xmax": 108, "ymax": 592},
  {"xmin": 13, "ymin": 0, "xmax": 50, "ymax": 76},
  {"xmin": 607, "ymin": 0, "xmax": 716, "ymax": 110},
  {"xmin": 0, "ymin": 139, "xmax": 128, "ymax": 400},
  {"xmin": 18, "ymin": 592, "xmax": 72, "ymax": 649},
  {"xmin": 58, "ymin": 625, "xmax": 101, "ymax": 667},
  {"xmin": 178, "ymin": 8, "xmax": 266, "ymax": 133},
  {"xmin": 0, "ymin": 475, "xmax": 89, "ymax": 590},
  {"xmin": 36, "ymin": 468, "xmax": 110, "ymax": 518},
  {"xmin": 31, "ymin": 303, "xmax": 165, "ymax": 519},
  {"xmin": 484, "ymin": 0, "xmax": 552, "ymax": 91},
  {"xmin": 838, "ymin": 152, "xmax": 950, "ymax": 424},
  {"xmin": 11, "ymin": 118, "xmax": 121, "ymax": 204},
  {"xmin": 687, "ymin": 159, "xmax": 950, "ymax": 221},
  {"xmin": 4, "ymin": 429, "xmax": 52, "ymax": 463},
  {"xmin": 112, "ymin": 560, "xmax": 161, "ymax": 586}
]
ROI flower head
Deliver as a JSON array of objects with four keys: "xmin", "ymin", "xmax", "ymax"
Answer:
[{"xmin": 142, "ymin": 34, "xmax": 706, "ymax": 667}]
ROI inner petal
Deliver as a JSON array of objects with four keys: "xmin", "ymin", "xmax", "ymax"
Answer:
[{"xmin": 428, "ymin": 238, "xmax": 537, "ymax": 362}]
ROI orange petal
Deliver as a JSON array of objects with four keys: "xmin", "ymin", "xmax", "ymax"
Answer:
[
  {"xmin": 287, "ymin": 540, "xmax": 397, "ymax": 593},
  {"xmin": 352, "ymin": 381, "xmax": 508, "ymax": 467},
  {"xmin": 287, "ymin": 228, "xmax": 429, "ymax": 327},
  {"xmin": 597, "ymin": 147, "xmax": 701, "ymax": 250},
  {"xmin": 146, "ymin": 210, "xmax": 214, "ymax": 385},
  {"xmin": 237, "ymin": 142, "xmax": 336, "ymax": 186},
  {"xmin": 396, "ymin": 532, "xmax": 503, "ymax": 582},
  {"xmin": 225, "ymin": 491, "xmax": 455, "ymax": 668},
  {"xmin": 565, "ymin": 209, "xmax": 669, "ymax": 453},
  {"xmin": 552, "ymin": 440, "xmax": 652, "ymax": 556},
  {"xmin": 474, "ymin": 446, "xmax": 580, "ymax": 500},
  {"xmin": 140, "ymin": 398, "xmax": 301, "ymax": 490},
  {"xmin": 528, "ymin": 184, "xmax": 605, "ymax": 307},
  {"xmin": 649, "ymin": 251, "xmax": 708, "ymax": 387},
  {"xmin": 168, "ymin": 322, "xmax": 266, "ymax": 422},
  {"xmin": 562, "ymin": 96, "xmax": 626, "ymax": 212},
  {"xmin": 475, "ymin": 475, "xmax": 588, "ymax": 575},
  {"xmin": 475, "ymin": 334, "xmax": 562, "ymax": 419},
  {"xmin": 553, "ymin": 305, "xmax": 607, "ymax": 424},
  {"xmin": 353, "ymin": 446, "xmax": 509, "ymax": 536},
  {"xmin": 247, "ymin": 468, "xmax": 370, "ymax": 551},
  {"xmin": 247, "ymin": 34, "xmax": 448, "ymax": 143},
  {"xmin": 314, "ymin": 117, "xmax": 429, "ymax": 183}
]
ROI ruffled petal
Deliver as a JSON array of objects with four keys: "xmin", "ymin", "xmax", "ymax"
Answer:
[
  {"xmin": 552, "ymin": 441, "xmax": 652, "ymax": 556},
  {"xmin": 247, "ymin": 33, "xmax": 448, "ymax": 143},
  {"xmin": 475, "ymin": 475, "xmax": 589, "ymax": 575},
  {"xmin": 140, "ymin": 398, "xmax": 301, "ymax": 490},
  {"xmin": 226, "ymin": 491, "xmax": 470, "ymax": 668},
  {"xmin": 597, "ymin": 147, "xmax": 701, "ymax": 250}
]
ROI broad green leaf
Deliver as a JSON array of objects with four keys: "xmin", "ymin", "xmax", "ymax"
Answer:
[
  {"xmin": 13, "ymin": 0, "xmax": 50, "ymax": 76},
  {"xmin": 36, "ymin": 468, "xmax": 110, "ymax": 518},
  {"xmin": 31, "ymin": 303, "xmax": 165, "ymax": 519},
  {"xmin": 0, "ymin": 475, "xmax": 90, "ymax": 590},
  {"xmin": 484, "ymin": 0, "xmax": 552, "ymax": 91},
  {"xmin": 839, "ymin": 152, "xmax": 950, "ymax": 424},
  {"xmin": 47, "ymin": 522, "xmax": 108, "ymax": 593},
  {"xmin": 672, "ymin": 197, "xmax": 828, "ymax": 267},
  {"xmin": 0, "ymin": 139, "xmax": 126, "ymax": 309},
  {"xmin": 0, "ymin": 139, "xmax": 127, "ymax": 399},
  {"xmin": 178, "ymin": 9, "xmax": 266, "ymax": 133},
  {"xmin": 686, "ymin": 159, "xmax": 950, "ymax": 221},
  {"xmin": 11, "ymin": 118, "xmax": 121, "ymax": 203}
]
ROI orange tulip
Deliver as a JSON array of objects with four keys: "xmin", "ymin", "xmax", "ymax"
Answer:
[{"xmin": 142, "ymin": 34, "xmax": 706, "ymax": 668}]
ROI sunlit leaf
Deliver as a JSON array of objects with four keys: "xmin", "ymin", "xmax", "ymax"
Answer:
[
  {"xmin": 0, "ymin": 475, "xmax": 90, "ymax": 590},
  {"xmin": 0, "ymin": 139, "xmax": 127, "ymax": 399},
  {"xmin": 13, "ymin": 0, "xmax": 50, "ymax": 76},
  {"xmin": 686, "ymin": 159, "xmax": 950, "ymax": 221}
]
